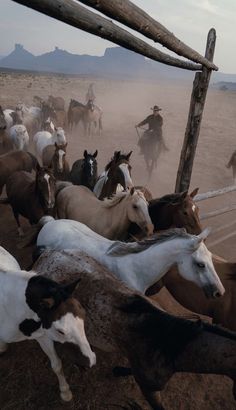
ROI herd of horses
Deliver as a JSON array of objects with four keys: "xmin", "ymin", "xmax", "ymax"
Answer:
[{"xmin": 1, "ymin": 93, "xmax": 236, "ymax": 409}]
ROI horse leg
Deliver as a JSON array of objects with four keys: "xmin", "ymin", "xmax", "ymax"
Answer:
[
  {"xmin": 138, "ymin": 386, "xmax": 165, "ymax": 410},
  {"xmin": 37, "ymin": 336, "xmax": 72, "ymax": 402},
  {"xmin": 12, "ymin": 207, "xmax": 24, "ymax": 236},
  {"xmin": 233, "ymin": 167, "xmax": 236, "ymax": 184}
]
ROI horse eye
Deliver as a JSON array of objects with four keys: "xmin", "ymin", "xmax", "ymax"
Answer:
[
  {"xmin": 196, "ymin": 262, "xmax": 205, "ymax": 269},
  {"xmin": 57, "ymin": 329, "xmax": 65, "ymax": 335}
]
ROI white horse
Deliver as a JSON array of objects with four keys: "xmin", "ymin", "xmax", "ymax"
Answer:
[
  {"xmin": 3, "ymin": 109, "xmax": 15, "ymax": 130},
  {"xmin": 8, "ymin": 124, "xmax": 29, "ymax": 150},
  {"xmin": 33, "ymin": 127, "xmax": 67, "ymax": 158},
  {"xmin": 36, "ymin": 217, "xmax": 225, "ymax": 298},
  {"xmin": 15, "ymin": 103, "xmax": 42, "ymax": 136},
  {"xmin": 0, "ymin": 249, "xmax": 96, "ymax": 402}
]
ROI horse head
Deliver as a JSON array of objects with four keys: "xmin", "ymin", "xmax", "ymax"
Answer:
[
  {"xmin": 35, "ymin": 164, "xmax": 56, "ymax": 210},
  {"xmin": 82, "ymin": 149, "xmax": 98, "ymax": 186},
  {"xmin": 171, "ymin": 188, "xmax": 202, "ymax": 235},
  {"xmin": 42, "ymin": 102, "xmax": 57, "ymax": 122},
  {"xmin": 24, "ymin": 274, "xmax": 96, "ymax": 368},
  {"xmin": 53, "ymin": 142, "xmax": 68, "ymax": 173},
  {"xmin": 106, "ymin": 150, "xmax": 133, "ymax": 191},
  {"xmin": 127, "ymin": 188, "xmax": 153, "ymax": 236},
  {"xmin": 175, "ymin": 228, "xmax": 225, "ymax": 298}
]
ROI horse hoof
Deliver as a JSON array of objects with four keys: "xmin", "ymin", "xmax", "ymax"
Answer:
[{"xmin": 60, "ymin": 389, "xmax": 73, "ymax": 402}]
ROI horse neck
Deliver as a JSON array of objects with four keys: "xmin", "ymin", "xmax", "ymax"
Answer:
[
  {"xmin": 149, "ymin": 202, "xmax": 173, "ymax": 230},
  {"xmin": 104, "ymin": 196, "xmax": 131, "ymax": 239},
  {"xmin": 116, "ymin": 239, "xmax": 186, "ymax": 293},
  {"xmin": 100, "ymin": 172, "xmax": 118, "ymax": 199}
]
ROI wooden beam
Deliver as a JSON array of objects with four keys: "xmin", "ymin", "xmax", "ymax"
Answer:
[
  {"xmin": 78, "ymin": 0, "xmax": 218, "ymax": 71},
  {"xmin": 200, "ymin": 204, "xmax": 236, "ymax": 220},
  {"xmin": 12, "ymin": 0, "xmax": 203, "ymax": 71},
  {"xmin": 195, "ymin": 185, "xmax": 236, "ymax": 202},
  {"xmin": 175, "ymin": 28, "xmax": 216, "ymax": 193}
]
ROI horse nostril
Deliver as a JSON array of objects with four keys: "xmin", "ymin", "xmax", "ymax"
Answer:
[{"xmin": 213, "ymin": 291, "xmax": 221, "ymax": 298}]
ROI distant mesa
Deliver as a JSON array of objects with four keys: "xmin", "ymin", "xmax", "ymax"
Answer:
[{"xmin": 0, "ymin": 44, "xmax": 235, "ymax": 83}]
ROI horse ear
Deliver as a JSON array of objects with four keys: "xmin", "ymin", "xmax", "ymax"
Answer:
[
  {"xmin": 84, "ymin": 150, "xmax": 88, "ymax": 158},
  {"xmin": 93, "ymin": 150, "xmax": 98, "ymax": 158},
  {"xmin": 61, "ymin": 278, "xmax": 81, "ymax": 298},
  {"xmin": 114, "ymin": 151, "xmax": 121, "ymax": 161},
  {"xmin": 130, "ymin": 187, "xmax": 135, "ymax": 196},
  {"xmin": 179, "ymin": 190, "xmax": 188, "ymax": 200},
  {"xmin": 190, "ymin": 188, "xmax": 199, "ymax": 198},
  {"xmin": 126, "ymin": 151, "xmax": 133, "ymax": 160}
]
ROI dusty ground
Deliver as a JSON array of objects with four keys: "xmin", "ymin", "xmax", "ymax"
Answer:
[{"xmin": 0, "ymin": 70, "xmax": 236, "ymax": 409}]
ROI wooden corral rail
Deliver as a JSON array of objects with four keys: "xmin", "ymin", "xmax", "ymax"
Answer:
[
  {"xmin": 12, "ymin": 0, "xmax": 218, "ymax": 195},
  {"xmin": 195, "ymin": 185, "xmax": 236, "ymax": 202}
]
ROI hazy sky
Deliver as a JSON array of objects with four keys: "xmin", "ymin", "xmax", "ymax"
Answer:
[{"xmin": 0, "ymin": 0, "xmax": 235, "ymax": 73}]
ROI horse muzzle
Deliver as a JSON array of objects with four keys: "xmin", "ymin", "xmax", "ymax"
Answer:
[
  {"xmin": 141, "ymin": 223, "xmax": 154, "ymax": 236},
  {"xmin": 203, "ymin": 283, "xmax": 225, "ymax": 299}
]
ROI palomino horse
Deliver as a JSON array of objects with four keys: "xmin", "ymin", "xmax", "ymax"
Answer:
[
  {"xmin": 70, "ymin": 150, "xmax": 98, "ymax": 190},
  {"xmin": 226, "ymin": 150, "xmax": 236, "ymax": 183},
  {"xmin": 34, "ymin": 249, "xmax": 236, "ymax": 409},
  {"xmin": 42, "ymin": 142, "xmax": 70, "ymax": 181},
  {"xmin": 0, "ymin": 151, "xmax": 37, "ymax": 195},
  {"xmin": 147, "ymin": 254, "xmax": 236, "ymax": 332},
  {"xmin": 33, "ymin": 127, "xmax": 67, "ymax": 158},
  {"xmin": 83, "ymin": 99, "xmax": 102, "ymax": 137},
  {"xmin": 3, "ymin": 164, "xmax": 56, "ymax": 235},
  {"xmin": 94, "ymin": 150, "xmax": 133, "ymax": 200},
  {"xmin": 36, "ymin": 218, "xmax": 223, "ymax": 298},
  {"xmin": 56, "ymin": 187, "xmax": 153, "ymax": 240},
  {"xmin": 0, "ymin": 247, "xmax": 96, "ymax": 402},
  {"xmin": 128, "ymin": 188, "xmax": 201, "ymax": 239}
]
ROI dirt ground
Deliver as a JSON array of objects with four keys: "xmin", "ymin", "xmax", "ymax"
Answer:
[{"xmin": 0, "ymin": 70, "xmax": 236, "ymax": 409}]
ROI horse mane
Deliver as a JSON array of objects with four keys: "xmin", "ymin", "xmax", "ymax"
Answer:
[
  {"xmin": 107, "ymin": 228, "xmax": 190, "ymax": 256},
  {"xmin": 150, "ymin": 192, "xmax": 186, "ymax": 207},
  {"xmin": 101, "ymin": 191, "xmax": 128, "ymax": 208}
]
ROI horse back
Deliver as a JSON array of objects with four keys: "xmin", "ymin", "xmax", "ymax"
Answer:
[{"xmin": 0, "ymin": 151, "xmax": 36, "ymax": 187}]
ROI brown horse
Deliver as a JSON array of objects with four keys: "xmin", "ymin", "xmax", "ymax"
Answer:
[
  {"xmin": 3, "ymin": 164, "xmax": 56, "ymax": 235},
  {"xmin": 147, "ymin": 254, "xmax": 236, "ymax": 332},
  {"xmin": 34, "ymin": 249, "xmax": 236, "ymax": 410},
  {"xmin": 67, "ymin": 99, "xmax": 85, "ymax": 131},
  {"xmin": 0, "ymin": 151, "xmax": 37, "ymax": 195},
  {"xmin": 48, "ymin": 95, "xmax": 65, "ymax": 111},
  {"xmin": 42, "ymin": 142, "xmax": 70, "ymax": 181},
  {"xmin": 128, "ymin": 188, "xmax": 201, "ymax": 239},
  {"xmin": 69, "ymin": 149, "xmax": 98, "ymax": 190},
  {"xmin": 93, "ymin": 150, "xmax": 133, "ymax": 200}
]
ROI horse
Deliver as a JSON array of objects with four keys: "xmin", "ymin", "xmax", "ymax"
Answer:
[
  {"xmin": 83, "ymin": 99, "xmax": 102, "ymax": 137},
  {"xmin": 69, "ymin": 149, "xmax": 98, "ymax": 190},
  {"xmin": 42, "ymin": 142, "xmax": 70, "ymax": 181},
  {"xmin": 33, "ymin": 127, "xmax": 67, "ymax": 158},
  {"xmin": 41, "ymin": 101, "xmax": 57, "ymax": 124},
  {"xmin": 48, "ymin": 95, "xmax": 65, "ymax": 111},
  {"xmin": 0, "ymin": 245, "xmax": 20, "ymax": 271},
  {"xmin": 42, "ymin": 117, "xmax": 55, "ymax": 133},
  {"xmin": 15, "ymin": 103, "xmax": 42, "ymax": 136},
  {"xmin": 128, "ymin": 188, "xmax": 201, "ymax": 239},
  {"xmin": 0, "ymin": 253, "xmax": 96, "ymax": 402},
  {"xmin": 35, "ymin": 218, "xmax": 223, "ymax": 298},
  {"xmin": 226, "ymin": 150, "xmax": 236, "ymax": 183},
  {"xmin": 8, "ymin": 124, "xmax": 29, "ymax": 151},
  {"xmin": 146, "ymin": 254, "xmax": 236, "ymax": 332},
  {"xmin": 94, "ymin": 150, "xmax": 133, "ymax": 200},
  {"xmin": 2, "ymin": 164, "xmax": 56, "ymax": 236},
  {"xmin": 0, "ymin": 105, "xmax": 7, "ymax": 131},
  {"xmin": 67, "ymin": 99, "xmax": 86, "ymax": 131},
  {"xmin": 33, "ymin": 248, "xmax": 236, "ymax": 409},
  {"xmin": 0, "ymin": 151, "xmax": 37, "ymax": 196},
  {"xmin": 56, "ymin": 187, "xmax": 153, "ymax": 240}
]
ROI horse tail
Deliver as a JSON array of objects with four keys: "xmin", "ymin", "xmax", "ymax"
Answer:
[
  {"xmin": 0, "ymin": 197, "xmax": 9, "ymax": 204},
  {"xmin": 18, "ymin": 216, "xmax": 55, "ymax": 249}
]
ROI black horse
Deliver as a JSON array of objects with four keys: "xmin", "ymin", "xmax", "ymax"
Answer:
[{"xmin": 69, "ymin": 150, "xmax": 98, "ymax": 190}]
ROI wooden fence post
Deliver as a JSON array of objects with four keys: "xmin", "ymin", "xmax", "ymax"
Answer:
[{"xmin": 175, "ymin": 28, "xmax": 216, "ymax": 193}]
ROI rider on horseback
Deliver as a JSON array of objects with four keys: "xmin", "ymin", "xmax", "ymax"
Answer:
[{"xmin": 135, "ymin": 105, "xmax": 168, "ymax": 155}]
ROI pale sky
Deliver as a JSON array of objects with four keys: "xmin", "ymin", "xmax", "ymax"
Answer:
[{"xmin": 0, "ymin": 0, "xmax": 235, "ymax": 73}]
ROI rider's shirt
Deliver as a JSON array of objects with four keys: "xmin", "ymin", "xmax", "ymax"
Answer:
[{"xmin": 138, "ymin": 114, "xmax": 163, "ymax": 132}]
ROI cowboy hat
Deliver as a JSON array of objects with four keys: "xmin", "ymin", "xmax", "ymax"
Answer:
[{"xmin": 151, "ymin": 105, "xmax": 162, "ymax": 111}]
